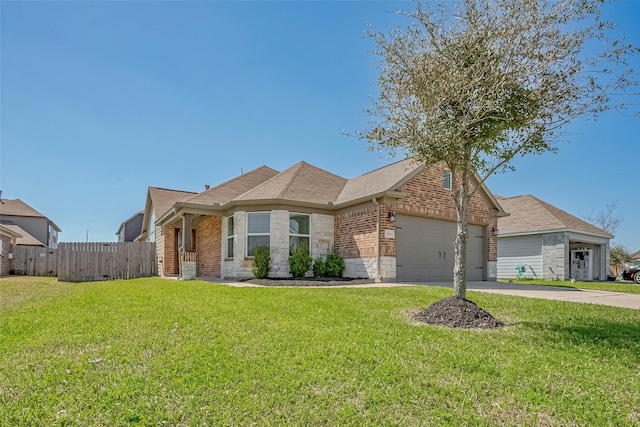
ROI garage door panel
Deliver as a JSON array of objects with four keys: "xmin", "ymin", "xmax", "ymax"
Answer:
[{"xmin": 396, "ymin": 215, "xmax": 484, "ymax": 282}]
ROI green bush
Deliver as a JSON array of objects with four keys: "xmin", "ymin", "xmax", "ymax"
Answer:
[
  {"xmin": 251, "ymin": 246, "xmax": 271, "ymax": 279},
  {"xmin": 313, "ymin": 256, "xmax": 326, "ymax": 278},
  {"xmin": 289, "ymin": 249, "xmax": 312, "ymax": 278},
  {"xmin": 325, "ymin": 250, "xmax": 345, "ymax": 277}
]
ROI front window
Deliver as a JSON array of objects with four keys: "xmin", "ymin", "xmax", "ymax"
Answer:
[
  {"xmin": 289, "ymin": 213, "xmax": 310, "ymax": 256},
  {"xmin": 226, "ymin": 216, "xmax": 234, "ymax": 258},
  {"xmin": 247, "ymin": 212, "xmax": 270, "ymax": 257},
  {"xmin": 443, "ymin": 170, "xmax": 452, "ymax": 190}
]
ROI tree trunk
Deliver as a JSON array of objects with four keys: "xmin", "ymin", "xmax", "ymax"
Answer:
[{"xmin": 452, "ymin": 165, "xmax": 471, "ymax": 299}]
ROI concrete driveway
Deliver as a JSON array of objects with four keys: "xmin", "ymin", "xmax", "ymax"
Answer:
[{"xmin": 407, "ymin": 281, "xmax": 640, "ymax": 310}]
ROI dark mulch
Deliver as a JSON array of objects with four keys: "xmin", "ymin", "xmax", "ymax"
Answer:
[
  {"xmin": 413, "ymin": 297, "xmax": 504, "ymax": 329},
  {"xmin": 246, "ymin": 277, "xmax": 375, "ymax": 287}
]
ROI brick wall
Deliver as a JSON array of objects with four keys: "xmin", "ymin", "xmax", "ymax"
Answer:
[
  {"xmin": 162, "ymin": 224, "xmax": 177, "ymax": 276},
  {"xmin": 0, "ymin": 234, "xmax": 12, "ymax": 275},
  {"xmin": 335, "ymin": 165, "xmax": 499, "ymax": 275},
  {"xmin": 396, "ymin": 166, "xmax": 498, "ymax": 262},
  {"xmin": 197, "ymin": 216, "xmax": 222, "ymax": 278}
]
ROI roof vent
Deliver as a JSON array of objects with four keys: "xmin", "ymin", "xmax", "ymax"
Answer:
[{"xmin": 204, "ymin": 184, "xmax": 210, "ymax": 190}]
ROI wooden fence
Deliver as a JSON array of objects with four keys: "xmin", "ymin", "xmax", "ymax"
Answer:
[
  {"xmin": 11, "ymin": 242, "xmax": 156, "ymax": 282},
  {"xmin": 11, "ymin": 246, "xmax": 58, "ymax": 276}
]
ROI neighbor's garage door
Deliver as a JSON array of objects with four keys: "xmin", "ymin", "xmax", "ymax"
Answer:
[{"xmin": 396, "ymin": 215, "xmax": 485, "ymax": 282}]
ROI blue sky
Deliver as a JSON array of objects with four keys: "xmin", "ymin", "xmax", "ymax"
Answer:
[{"xmin": 1, "ymin": 1, "xmax": 638, "ymax": 251}]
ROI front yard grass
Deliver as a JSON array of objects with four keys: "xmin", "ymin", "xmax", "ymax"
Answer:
[
  {"xmin": 1, "ymin": 276, "xmax": 638, "ymax": 426},
  {"xmin": 501, "ymin": 278, "xmax": 640, "ymax": 294}
]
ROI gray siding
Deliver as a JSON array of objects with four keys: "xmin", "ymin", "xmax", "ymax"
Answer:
[
  {"xmin": 497, "ymin": 235, "xmax": 543, "ymax": 279},
  {"xmin": 0, "ymin": 215, "xmax": 48, "ymax": 247}
]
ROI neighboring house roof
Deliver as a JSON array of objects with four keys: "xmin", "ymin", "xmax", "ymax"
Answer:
[
  {"xmin": 0, "ymin": 199, "xmax": 61, "ymax": 231},
  {"xmin": 0, "ymin": 223, "xmax": 45, "ymax": 246},
  {"xmin": 152, "ymin": 159, "xmax": 506, "ymax": 227},
  {"xmin": 496, "ymin": 194, "xmax": 612, "ymax": 238},
  {"xmin": 116, "ymin": 210, "xmax": 144, "ymax": 236},
  {"xmin": 631, "ymin": 250, "xmax": 640, "ymax": 260},
  {"xmin": 0, "ymin": 224, "xmax": 22, "ymax": 240}
]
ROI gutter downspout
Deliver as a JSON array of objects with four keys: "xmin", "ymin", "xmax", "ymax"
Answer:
[{"xmin": 372, "ymin": 197, "xmax": 382, "ymax": 283}]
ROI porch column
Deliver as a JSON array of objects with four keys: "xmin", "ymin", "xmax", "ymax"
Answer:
[{"xmin": 180, "ymin": 214, "xmax": 197, "ymax": 280}]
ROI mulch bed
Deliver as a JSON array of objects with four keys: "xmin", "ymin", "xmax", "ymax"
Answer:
[
  {"xmin": 246, "ymin": 278, "xmax": 375, "ymax": 287},
  {"xmin": 413, "ymin": 296, "xmax": 504, "ymax": 329}
]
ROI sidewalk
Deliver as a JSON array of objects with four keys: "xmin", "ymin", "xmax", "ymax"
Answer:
[{"xmin": 407, "ymin": 281, "xmax": 640, "ymax": 310}]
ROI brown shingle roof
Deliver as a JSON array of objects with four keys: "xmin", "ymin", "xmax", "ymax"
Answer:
[
  {"xmin": 497, "ymin": 194, "xmax": 612, "ymax": 238},
  {"xmin": 0, "ymin": 223, "xmax": 44, "ymax": 246},
  {"xmin": 234, "ymin": 162, "xmax": 347, "ymax": 205},
  {"xmin": 184, "ymin": 166, "xmax": 280, "ymax": 206},
  {"xmin": 0, "ymin": 224, "xmax": 22, "ymax": 239},
  {"xmin": 148, "ymin": 187, "xmax": 197, "ymax": 218},
  {"xmin": 0, "ymin": 199, "xmax": 45, "ymax": 218},
  {"xmin": 335, "ymin": 159, "xmax": 421, "ymax": 205}
]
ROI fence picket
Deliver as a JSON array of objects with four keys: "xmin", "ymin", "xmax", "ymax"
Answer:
[{"xmin": 11, "ymin": 242, "xmax": 156, "ymax": 282}]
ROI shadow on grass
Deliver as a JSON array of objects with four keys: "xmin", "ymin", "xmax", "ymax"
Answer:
[{"xmin": 519, "ymin": 320, "xmax": 640, "ymax": 353}]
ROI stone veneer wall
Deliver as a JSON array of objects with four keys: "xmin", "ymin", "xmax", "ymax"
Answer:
[
  {"xmin": 196, "ymin": 216, "xmax": 222, "ymax": 278},
  {"xmin": 542, "ymin": 232, "xmax": 569, "ymax": 280},
  {"xmin": 222, "ymin": 210, "xmax": 334, "ymax": 279}
]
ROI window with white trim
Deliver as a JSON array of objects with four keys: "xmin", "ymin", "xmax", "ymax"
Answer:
[
  {"xmin": 443, "ymin": 170, "xmax": 452, "ymax": 190},
  {"xmin": 247, "ymin": 212, "xmax": 270, "ymax": 257},
  {"xmin": 226, "ymin": 216, "xmax": 234, "ymax": 258},
  {"xmin": 289, "ymin": 213, "xmax": 310, "ymax": 256}
]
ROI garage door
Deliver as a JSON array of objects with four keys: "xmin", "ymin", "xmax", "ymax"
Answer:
[{"xmin": 396, "ymin": 215, "xmax": 485, "ymax": 282}]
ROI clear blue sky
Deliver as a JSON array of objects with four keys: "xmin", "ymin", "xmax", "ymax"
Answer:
[{"xmin": 1, "ymin": 1, "xmax": 638, "ymax": 251}]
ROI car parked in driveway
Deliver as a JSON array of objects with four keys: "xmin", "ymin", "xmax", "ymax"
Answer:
[{"xmin": 622, "ymin": 265, "xmax": 640, "ymax": 284}]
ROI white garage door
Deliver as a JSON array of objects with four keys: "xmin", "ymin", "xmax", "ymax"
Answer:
[{"xmin": 396, "ymin": 215, "xmax": 485, "ymax": 282}]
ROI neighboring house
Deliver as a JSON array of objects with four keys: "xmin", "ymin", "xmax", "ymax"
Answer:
[
  {"xmin": 496, "ymin": 195, "xmax": 612, "ymax": 281},
  {"xmin": 631, "ymin": 250, "xmax": 640, "ymax": 266},
  {"xmin": 116, "ymin": 211, "xmax": 144, "ymax": 242},
  {"xmin": 0, "ymin": 199, "xmax": 61, "ymax": 248},
  {"xmin": 0, "ymin": 224, "xmax": 22, "ymax": 276},
  {"xmin": 138, "ymin": 159, "xmax": 507, "ymax": 282}
]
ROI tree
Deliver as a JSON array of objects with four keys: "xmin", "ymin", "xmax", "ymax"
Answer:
[
  {"xmin": 581, "ymin": 201, "xmax": 623, "ymax": 236},
  {"xmin": 359, "ymin": 0, "xmax": 638, "ymax": 299},
  {"xmin": 610, "ymin": 243, "xmax": 632, "ymax": 276}
]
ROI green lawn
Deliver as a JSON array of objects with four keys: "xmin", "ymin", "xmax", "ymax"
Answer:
[
  {"xmin": 1, "ymin": 277, "xmax": 639, "ymax": 426},
  {"xmin": 501, "ymin": 278, "xmax": 640, "ymax": 294}
]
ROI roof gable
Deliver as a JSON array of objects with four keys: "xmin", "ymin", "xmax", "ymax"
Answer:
[
  {"xmin": 148, "ymin": 187, "xmax": 197, "ymax": 219},
  {"xmin": 497, "ymin": 194, "xmax": 612, "ymax": 238},
  {"xmin": 234, "ymin": 162, "xmax": 347, "ymax": 205},
  {"xmin": 335, "ymin": 159, "xmax": 422, "ymax": 205}
]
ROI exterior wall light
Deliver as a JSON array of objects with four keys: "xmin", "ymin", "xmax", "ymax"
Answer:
[{"xmin": 388, "ymin": 212, "xmax": 396, "ymax": 222}]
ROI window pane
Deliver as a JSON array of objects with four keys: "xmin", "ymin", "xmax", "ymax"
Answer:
[
  {"xmin": 247, "ymin": 235, "xmax": 270, "ymax": 256},
  {"xmin": 227, "ymin": 216, "xmax": 234, "ymax": 235},
  {"xmin": 444, "ymin": 170, "xmax": 451, "ymax": 189},
  {"xmin": 227, "ymin": 237, "xmax": 234, "ymax": 258},
  {"xmin": 289, "ymin": 236, "xmax": 310, "ymax": 256},
  {"xmin": 248, "ymin": 212, "xmax": 270, "ymax": 234},
  {"xmin": 289, "ymin": 214, "xmax": 310, "ymax": 235}
]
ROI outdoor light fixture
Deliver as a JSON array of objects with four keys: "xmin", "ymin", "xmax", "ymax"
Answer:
[
  {"xmin": 388, "ymin": 212, "xmax": 396, "ymax": 222},
  {"xmin": 491, "ymin": 226, "xmax": 498, "ymax": 233}
]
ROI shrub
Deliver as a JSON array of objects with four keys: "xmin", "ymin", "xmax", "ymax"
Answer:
[
  {"xmin": 325, "ymin": 250, "xmax": 345, "ymax": 277},
  {"xmin": 289, "ymin": 249, "xmax": 312, "ymax": 278},
  {"xmin": 251, "ymin": 246, "xmax": 271, "ymax": 279},
  {"xmin": 313, "ymin": 256, "xmax": 326, "ymax": 278}
]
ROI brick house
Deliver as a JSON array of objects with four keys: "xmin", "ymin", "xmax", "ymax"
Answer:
[
  {"xmin": 137, "ymin": 159, "xmax": 506, "ymax": 282},
  {"xmin": 0, "ymin": 224, "xmax": 22, "ymax": 276}
]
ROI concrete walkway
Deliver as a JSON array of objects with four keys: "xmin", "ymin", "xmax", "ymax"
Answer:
[
  {"xmin": 216, "ymin": 279, "xmax": 640, "ymax": 309},
  {"xmin": 406, "ymin": 281, "xmax": 640, "ymax": 310}
]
